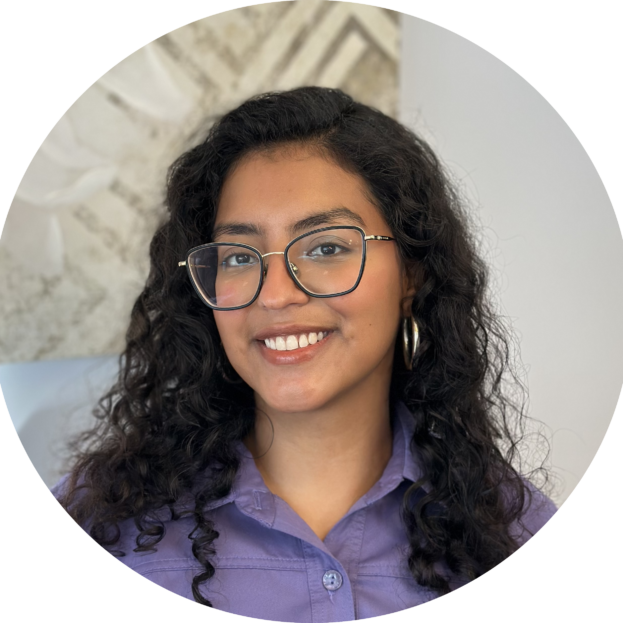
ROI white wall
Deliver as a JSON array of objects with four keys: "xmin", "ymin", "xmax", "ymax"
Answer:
[{"xmin": 399, "ymin": 15, "xmax": 623, "ymax": 504}]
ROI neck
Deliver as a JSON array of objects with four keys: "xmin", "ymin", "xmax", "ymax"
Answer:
[{"xmin": 245, "ymin": 380, "xmax": 393, "ymax": 541}]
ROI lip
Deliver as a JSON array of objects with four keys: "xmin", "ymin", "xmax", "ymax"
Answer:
[{"xmin": 254, "ymin": 329, "xmax": 335, "ymax": 365}]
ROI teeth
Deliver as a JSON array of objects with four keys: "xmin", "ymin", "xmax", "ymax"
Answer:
[{"xmin": 262, "ymin": 331, "xmax": 330, "ymax": 351}]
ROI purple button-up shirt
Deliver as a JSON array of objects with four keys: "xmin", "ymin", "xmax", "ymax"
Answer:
[{"xmin": 54, "ymin": 402, "xmax": 556, "ymax": 622}]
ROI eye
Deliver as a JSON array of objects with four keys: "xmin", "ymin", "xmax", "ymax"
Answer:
[
  {"xmin": 221, "ymin": 252, "xmax": 258, "ymax": 268},
  {"xmin": 308, "ymin": 243, "xmax": 344, "ymax": 257}
]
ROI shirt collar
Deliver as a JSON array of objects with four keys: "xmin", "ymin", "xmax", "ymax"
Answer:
[
  {"xmin": 395, "ymin": 400, "xmax": 425, "ymax": 484},
  {"xmin": 350, "ymin": 400, "xmax": 423, "ymax": 512}
]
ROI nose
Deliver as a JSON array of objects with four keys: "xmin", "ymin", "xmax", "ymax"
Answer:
[{"xmin": 257, "ymin": 253, "xmax": 309, "ymax": 310}]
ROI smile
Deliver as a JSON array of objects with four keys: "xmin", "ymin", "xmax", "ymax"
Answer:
[{"xmin": 257, "ymin": 331, "xmax": 335, "ymax": 365}]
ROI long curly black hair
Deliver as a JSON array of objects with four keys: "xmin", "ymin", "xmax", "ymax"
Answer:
[{"xmin": 58, "ymin": 86, "xmax": 546, "ymax": 604}]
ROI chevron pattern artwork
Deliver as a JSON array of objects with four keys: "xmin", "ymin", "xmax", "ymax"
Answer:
[{"xmin": 0, "ymin": 1, "xmax": 400, "ymax": 363}]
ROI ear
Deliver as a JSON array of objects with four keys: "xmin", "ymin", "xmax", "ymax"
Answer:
[{"xmin": 400, "ymin": 261, "xmax": 419, "ymax": 317}]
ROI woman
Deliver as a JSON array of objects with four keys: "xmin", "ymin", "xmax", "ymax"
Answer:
[{"xmin": 55, "ymin": 87, "xmax": 555, "ymax": 621}]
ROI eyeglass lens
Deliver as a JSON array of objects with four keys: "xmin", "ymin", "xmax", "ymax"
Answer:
[{"xmin": 188, "ymin": 228, "xmax": 364, "ymax": 309}]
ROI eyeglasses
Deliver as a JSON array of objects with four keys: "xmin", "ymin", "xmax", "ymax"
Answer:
[{"xmin": 178, "ymin": 225, "xmax": 396, "ymax": 311}]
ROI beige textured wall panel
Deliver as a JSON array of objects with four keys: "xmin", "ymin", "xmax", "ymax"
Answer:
[{"xmin": 0, "ymin": 2, "xmax": 400, "ymax": 363}]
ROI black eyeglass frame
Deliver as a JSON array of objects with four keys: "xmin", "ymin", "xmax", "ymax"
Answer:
[{"xmin": 178, "ymin": 225, "xmax": 396, "ymax": 311}]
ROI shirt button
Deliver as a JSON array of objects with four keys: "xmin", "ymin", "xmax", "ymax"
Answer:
[{"xmin": 322, "ymin": 570, "xmax": 343, "ymax": 591}]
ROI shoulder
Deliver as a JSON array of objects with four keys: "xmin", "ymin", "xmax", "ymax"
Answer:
[
  {"xmin": 50, "ymin": 472, "xmax": 82, "ymax": 512},
  {"xmin": 50, "ymin": 471, "xmax": 92, "ymax": 514},
  {"xmin": 50, "ymin": 472, "xmax": 200, "ymax": 564},
  {"xmin": 512, "ymin": 479, "xmax": 557, "ymax": 545},
  {"xmin": 50, "ymin": 473, "xmax": 71, "ymax": 500}
]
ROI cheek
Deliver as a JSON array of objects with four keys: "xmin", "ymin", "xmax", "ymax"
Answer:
[
  {"xmin": 352, "ymin": 260, "xmax": 404, "ymax": 318},
  {"xmin": 217, "ymin": 283, "xmax": 239, "ymax": 303},
  {"xmin": 332, "ymin": 266, "xmax": 403, "ymax": 343},
  {"xmin": 213, "ymin": 310, "xmax": 248, "ymax": 357}
]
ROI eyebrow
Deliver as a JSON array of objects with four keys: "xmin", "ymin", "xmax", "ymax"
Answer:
[{"xmin": 211, "ymin": 207, "xmax": 366, "ymax": 240}]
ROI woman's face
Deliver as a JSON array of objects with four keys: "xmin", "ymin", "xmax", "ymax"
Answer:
[{"xmin": 213, "ymin": 146, "xmax": 414, "ymax": 414}]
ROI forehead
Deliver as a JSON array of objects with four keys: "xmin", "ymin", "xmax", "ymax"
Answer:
[{"xmin": 214, "ymin": 147, "xmax": 386, "ymax": 238}]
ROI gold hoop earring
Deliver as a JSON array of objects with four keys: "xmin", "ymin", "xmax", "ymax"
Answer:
[{"xmin": 402, "ymin": 316, "xmax": 419, "ymax": 371}]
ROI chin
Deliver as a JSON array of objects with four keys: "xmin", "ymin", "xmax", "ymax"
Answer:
[{"xmin": 255, "ymin": 381, "xmax": 333, "ymax": 414}]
